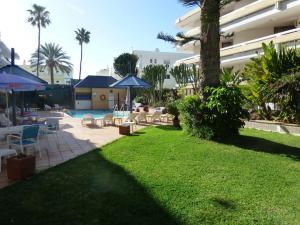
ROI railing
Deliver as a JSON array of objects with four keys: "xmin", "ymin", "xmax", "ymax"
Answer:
[
  {"xmin": 175, "ymin": 28, "xmax": 300, "ymax": 65},
  {"xmin": 176, "ymin": 0, "xmax": 281, "ymax": 28},
  {"xmin": 221, "ymin": 28, "xmax": 300, "ymax": 57}
]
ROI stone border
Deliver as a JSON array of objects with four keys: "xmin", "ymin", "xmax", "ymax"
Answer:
[{"xmin": 244, "ymin": 120, "xmax": 300, "ymax": 136}]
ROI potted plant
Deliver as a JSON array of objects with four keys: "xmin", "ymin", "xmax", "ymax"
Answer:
[
  {"xmin": 7, "ymin": 154, "xmax": 36, "ymax": 180},
  {"xmin": 167, "ymin": 101, "xmax": 180, "ymax": 128}
]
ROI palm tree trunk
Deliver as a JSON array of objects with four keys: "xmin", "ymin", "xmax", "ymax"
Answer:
[
  {"xmin": 37, "ymin": 23, "xmax": 41, "ymax": 78},
  {"xmin": 199, "ymin": 0, "xmax": 221, "ymax": 96},
  {"xmin": 50, "ymin": 66, "xmax": 54, "ymax": 85},
  {"xmin": 79, "ymin": 43, "xmax": 83, "ymax": 80}
]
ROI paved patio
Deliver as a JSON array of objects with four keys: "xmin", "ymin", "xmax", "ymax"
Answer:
[{"xmin": 0, "ymin": 112, "xmax": 152, "ymax": 189}]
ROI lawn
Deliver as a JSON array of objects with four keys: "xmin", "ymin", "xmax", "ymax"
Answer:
[{"xmin": 0, "ymin": 126, "xmax": 299, "ymax": 225}]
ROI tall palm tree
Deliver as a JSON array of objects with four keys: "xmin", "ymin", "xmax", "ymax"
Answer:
[
  {"xmin": 158, "ymin": 0, "xmax": 239, "ymax": 96},
  {"xmin": 30, "ymin": 43, "xmax": 73, "ymax": 85},
  {"xmin": 75, "ymin": 28, "xmax": 91, "ymax": 80},
  {"xmin": 27, "ymin": 4, "xmax": 51, "ymax": 78}
]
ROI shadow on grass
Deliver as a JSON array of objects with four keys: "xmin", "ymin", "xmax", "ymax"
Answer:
[
  {"xmin": 155, "ymin": 125, "xmax": 182, "ymax": 131},
  {"xmin": 0, "ymin": 151, "xmax": 180, "ymax": 225},
  {"xmin": 212, "ymin": 197, "xmax": 236, "ymax": 210},
  {"xmin": 130, "ymin": 131, "xmax": 146, "ymax": 136},
  {"xmin": 216, "ymin": 134, "xmax": 300, "ymax": 161}
]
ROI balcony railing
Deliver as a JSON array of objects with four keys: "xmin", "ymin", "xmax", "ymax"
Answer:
[
  {"xmin": 221, "ymin": 28, "xmax": 300, "ymax": 57},
  {"xmin": 175, "ymin": 28, "xmax": 300, "ymax": 66},
  {"xmin": 176, "ymin": 0, "xmax": 284, "ymax": 30}
]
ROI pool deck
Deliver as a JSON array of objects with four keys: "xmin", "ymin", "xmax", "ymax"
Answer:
[{"xmin": 0, "ymin": 111, "xmax": 163, "ymax": 189}]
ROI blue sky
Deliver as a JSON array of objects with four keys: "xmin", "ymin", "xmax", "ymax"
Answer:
[{"xmin": 0, "ymin": 0, "xmax": 191, "ymax": 78}]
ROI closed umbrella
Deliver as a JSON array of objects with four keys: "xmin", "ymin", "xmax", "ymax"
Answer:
[{"xmin": 110, "ymin": 74, "xmax": 151, "ymax": 112}]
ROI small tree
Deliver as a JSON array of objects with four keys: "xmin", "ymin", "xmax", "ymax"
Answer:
[
  {"xmin": 30, "ymin": 43, "xmax": 73, "ymax": 84},
  {"xmin": 170, "ymin": 64, "xmax": 189, "ymax": 88},
  {"xmin": 142, "ymin": 65, "xmax": 159, "ymax": 104},
  {"xmin": 113, "ymin": 53, "xmax": 138, "ymax": 77},
  {"xmin": 170, "ymin": 64, "xmax": 201, "ymax": 95}
]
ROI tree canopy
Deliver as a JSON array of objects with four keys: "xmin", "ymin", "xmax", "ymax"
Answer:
[{"xmin": 113, "ymin": 53, "xmax": 139, "ymax": 77}]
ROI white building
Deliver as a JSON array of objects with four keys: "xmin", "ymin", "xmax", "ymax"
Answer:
[
  {"xmin": 96, "ymin": 67, "xmax": 120, "ymax": 80},
  {"xmin": 133, "ymin": 48, "xmax": 192, "ymax": 89},
  {"xmin": 175, "ymin": 0, "xmax": 300, "ymax": 70},
  {"xmin": 20, "ymin": 61, "xmax": 72, "ymax": 85}
]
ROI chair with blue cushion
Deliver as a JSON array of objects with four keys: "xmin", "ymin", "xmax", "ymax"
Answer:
[{"xmin": 7, "ymin": 125, "xmax": 41, "ymax": 158}]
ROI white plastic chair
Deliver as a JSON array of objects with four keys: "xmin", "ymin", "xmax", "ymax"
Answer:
[{"xmin": 7, "ymin": 125, "xmax": 41, "ymax": 158}]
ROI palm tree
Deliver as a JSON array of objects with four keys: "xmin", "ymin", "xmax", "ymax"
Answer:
[
  {"xmin": 158, "ymin": 0, "xmax": 239, "ymax": 96},
  {"xmin": 75, "ymin": 28, "xmax": 91, "ymax": 80},
  {"xmin": 27, "ymin": 4, "xmax": 51, "ymax": 78},
  {"xmin": 30, "ymin": 43, "xmax": 73, "ymax": 85}
]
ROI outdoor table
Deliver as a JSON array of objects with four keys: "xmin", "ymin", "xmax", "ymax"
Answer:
[{"xmin": 124, "ymin": 121, "xmax": 135, "ymax": 133}]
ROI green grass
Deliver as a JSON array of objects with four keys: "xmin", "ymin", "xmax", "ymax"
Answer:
[{"xmin": 0, "ymin": 127, "xmax": 299, "ymax": 225}]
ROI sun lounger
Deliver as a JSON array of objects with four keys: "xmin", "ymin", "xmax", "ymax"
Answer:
[
  {"xmin": 103, "ymin": 113, "xmax": 114, "ymax": 126},
  {"xmin": 81, "ymin": 114, "xmax": 95, "ymax": 126},
  {"xmin": 136, "ymin": 111, "xmax": 147, "ymax": 124},
  {"xmin": 146, "ymin": 111, "xmax": 162, "ymax": 123},
  {"xmin": 44, "ymin": 104, "xmax": 52, "ymax": 111},
  {"xmin": 54, "ymin": 104, "xmax": 63, "ymax": 111},
  {"xmin": 125, "ymin": 112, "xmax": 139, "ymax": 123}
]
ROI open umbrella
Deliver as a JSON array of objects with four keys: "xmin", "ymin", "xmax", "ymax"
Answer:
[
  {"xmin": 110, "ymin": 74, "xmax": 151, "ymax": 112},
  {"xmin": 0, "ymin": 72, "xmax": 45, "ymax": 125}
]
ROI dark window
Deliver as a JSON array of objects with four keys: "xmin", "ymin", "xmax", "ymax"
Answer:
[
  {"xmin": 150, "ymin": 59, "xmax": 153, "ymax": 63},
  {"xmin": 274, "ymin": 25, "xmax": 295, "ymax": 34},
  {"xmin": 154, "ymin": 59, "xmax": 157, "ymax": 64},
  {"xmin": 165, "ymin": 74, "xmax": 171, "ymax": 79},
  {"xmin": 76, "ymin": 93, "xmax": 92, "ymax": 100},
  {"xmin": 222, "ymin": 41, "xmax": 233, "ymax": 48}
]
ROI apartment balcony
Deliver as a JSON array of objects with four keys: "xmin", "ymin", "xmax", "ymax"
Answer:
[
  {"xmin": 176, "ymin": 0, "xmax": 300, "ymax": 36},
  {"xmin": 175, "ymin": 28, "xmax": 300, "ymax": 67}
]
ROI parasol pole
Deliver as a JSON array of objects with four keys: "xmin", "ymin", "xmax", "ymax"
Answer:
[{"xmin": 11, "ymin": 90, "xmax": 16, "ymax": 126}]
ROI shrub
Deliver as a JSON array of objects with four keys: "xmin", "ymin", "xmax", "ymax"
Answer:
[
  {"xmin": 166, "ymin": 101, "xmax": 179, "ymax": 117},
  {"xmin": 179, "ymin": 86, "xmax": 248, "ymax": 139},
  {"xmin": 167, "ymin": 100, "xmax": 180, "ymax": 128},
  {"xmin": 134, "ymin": 95, "xmax": 148, "ymax": 105}
]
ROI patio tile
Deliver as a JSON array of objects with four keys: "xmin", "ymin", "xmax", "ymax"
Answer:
[{"xmin": 0, "ymin": 112, "xmax": 148, "ymax": 189}]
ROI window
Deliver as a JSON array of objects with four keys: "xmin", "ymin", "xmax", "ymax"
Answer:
[
  {"xmin": 154, "ymin": 59, "xmax": 157, "ymax": 64},
  {"xmin": 222, "ymin": 41, "xmax": 233, "ymax": 48},
  {"xmin": 165, "ymin": 74, "xmax": 171, "ymax": 79},
  {"xmin": 150, "ymin": 59, "xmax": 153, "ymax": 63},
  {"xmin": 274, "ymin": 25, "xmax": 295, "ymax": 34},
  {"xmin": 164, "ymin": 59, "xmax": 170, "ymax": 65},
  {"xmin": 76, "ymin": 93, "xmax": 92, "ymax": 100}
]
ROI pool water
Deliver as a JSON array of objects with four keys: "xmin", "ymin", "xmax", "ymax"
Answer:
[{"xmin": 66, "ymin": 110, "xmax": 128, "ymax": 119}]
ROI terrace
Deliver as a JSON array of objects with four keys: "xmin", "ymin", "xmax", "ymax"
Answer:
[{"xmin": 0, "ymin": 111, "xmax": 149, "ymax": 188}]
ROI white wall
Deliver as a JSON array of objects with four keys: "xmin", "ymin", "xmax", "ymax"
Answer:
[
  {"xmin": 133, "ymin": 49, "xmax": 193, "ymax": 89},
  {"xmin": 233, "ymin": 27, "xmax": 274, "ymax": 44}
]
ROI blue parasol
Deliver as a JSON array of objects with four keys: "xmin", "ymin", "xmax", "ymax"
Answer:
[
  {"xmin": 0, "ymin": 72, "xmax": 45, "ymax": 125},
  {"xmin": 110, "ymin": 74, "xmax": 151, "ymax": 112}
]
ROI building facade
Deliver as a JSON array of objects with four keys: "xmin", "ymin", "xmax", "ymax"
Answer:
[
  {"xmin": 74, "ymin": 75, "xmax": 127, "ymax": 110},
  {"xmin": 133, "ymin": 48, "xmax": 192, "ymax": 89},
  {"xmin": 20, "ymin": 61, "xmax": 73, "ymax": 85},
  {"xmin": 175, "ymin": 0, "xmax": 300, "ymax": 70}
]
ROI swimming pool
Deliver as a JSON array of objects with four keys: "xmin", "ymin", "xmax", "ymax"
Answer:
[{"xmin": 65, "ymin": 110, "xmax": 129, "ymax": 119}]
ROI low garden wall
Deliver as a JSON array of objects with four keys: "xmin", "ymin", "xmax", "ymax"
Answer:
[{"xmin": 244, "ymin": 120, "xmax": 300, "ymax": 136}]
